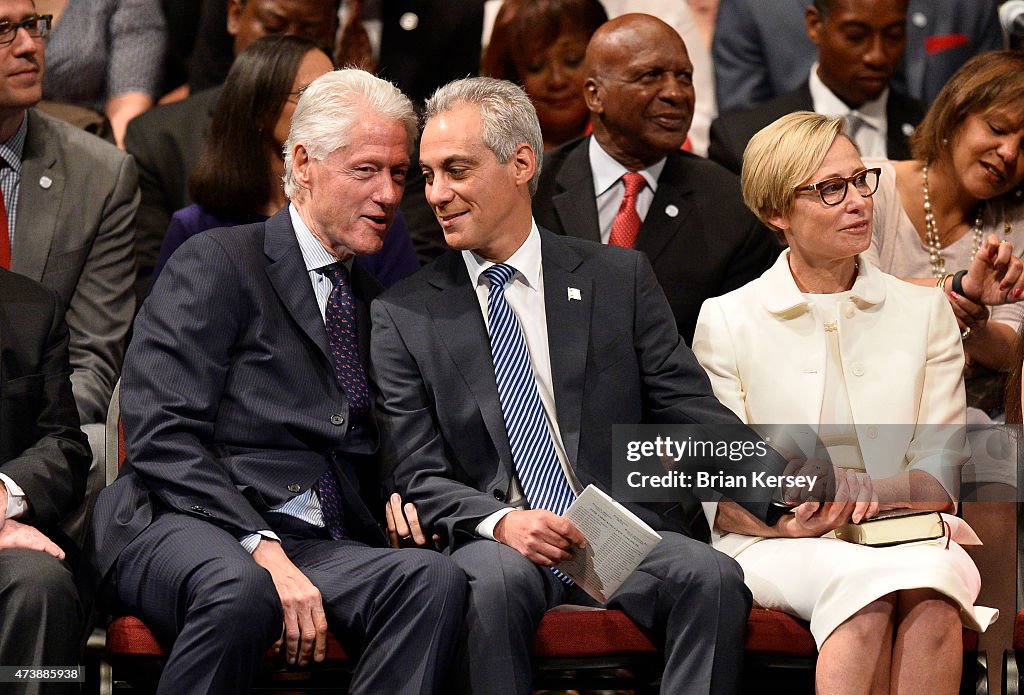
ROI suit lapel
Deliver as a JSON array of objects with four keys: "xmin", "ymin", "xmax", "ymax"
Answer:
[
  {"xmin": 13, "ymin": 111, "xmax": 63, "ymax": 282},
  {"xmin": 541, "ymin": 232, "xmax": 591, "ymax": 466},
  {"xmin": 551, "ymin": 142, "xmax": 601, "ymax": 242},
  {"xmin": 635, "ymin": 153, "xmax": 695, "ymax": 264},
  {"xmin": 426, "ymin": 254, "xmax": 515, "ymax": 466},
  {"xmin": 263, "ymin": 208, "xmax": 332, "ymax": 364}
]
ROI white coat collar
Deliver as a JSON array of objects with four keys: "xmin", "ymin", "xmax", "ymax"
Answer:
[{"xmin": 758, "ymin": 249, "xmax": 887, "ymax": 316}]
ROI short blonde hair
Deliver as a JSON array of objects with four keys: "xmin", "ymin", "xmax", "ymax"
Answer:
[{"xmin": 741, "ymin": 112, "xmax": 846, "ymax": 232}]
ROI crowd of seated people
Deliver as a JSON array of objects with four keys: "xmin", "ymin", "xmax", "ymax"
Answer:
[{"xmin": 1, "ymin": 0, "xmax": 1021, "ymax": 693}]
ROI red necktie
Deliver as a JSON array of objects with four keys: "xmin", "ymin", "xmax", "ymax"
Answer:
[
  {"xmin": 0, "ymin": 187, "xmax": 9, "ymax": 269},
  {"xmin": 608, "ymin": 172, "xmax": 645, "ymax": 248}
]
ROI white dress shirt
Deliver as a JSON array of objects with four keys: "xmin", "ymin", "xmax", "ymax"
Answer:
[
  {"xmin": 462, "ymin": 222, "xmax": 583, "ymax": 538},
  {"xmin": 808, "ymin": 63, "xmax": 889, "ymax": 158},
  {"xmin": 590, "ymin": 136, "xmax": 667, "ymax": 244}
]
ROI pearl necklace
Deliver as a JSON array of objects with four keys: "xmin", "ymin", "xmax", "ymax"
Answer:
[{"xmin": 922, "ymin": 163, "xmax": 984, "ymax": 278}]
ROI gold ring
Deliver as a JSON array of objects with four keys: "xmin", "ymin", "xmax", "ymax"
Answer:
[{"xmin": 961, "ymin": 326, "xmax": 972, "ymax": 341}]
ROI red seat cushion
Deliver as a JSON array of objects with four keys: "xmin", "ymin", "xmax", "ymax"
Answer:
[
  {"xmin": 533, "ymin": 609, "xmax": 657, "ymax": 658},
  {"xmin": 744, "ymin": 608, "xmax": 817, "ymax": 657},
  {"xmin": 106, "ymin": 616, "xmax": 349, "ymax": 661}
]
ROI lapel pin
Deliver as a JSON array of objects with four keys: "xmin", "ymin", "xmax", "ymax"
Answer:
[
  {"xmin": 901, "ymin": 123, "xmax": 914, "ymax": 137},
  {"xmin": 399, "ymin": 11, "xmax": 419, "ymax": 30},
  {"xmin": 567, "ymin": 287, "xmax": 582, "ymax": 301},
  {"xmin": 665, "ymin": 204, "xmax": 679, "ymax": 218},
  {"xmin": 39, "ymin": 176, "xmax": 52, "ymax": 189}
]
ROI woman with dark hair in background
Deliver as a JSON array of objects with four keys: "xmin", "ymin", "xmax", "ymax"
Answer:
[
  {"xmin": 481, "ymin": 0, "xmax": 608, "ymax": 151},
  {"xmin": 153, "ymin": 35, "xmax": 419, "ymax": 287}
]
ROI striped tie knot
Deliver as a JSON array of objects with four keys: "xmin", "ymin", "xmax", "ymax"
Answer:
[{"xmin": 483, "ymin": 263, "xmax": 517, "ymax": 291}]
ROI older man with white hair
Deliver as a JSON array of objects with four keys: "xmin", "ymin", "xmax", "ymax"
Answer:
[{"xmin": 88, "ymin": 69, "xmax": 465, "ymax": 695}]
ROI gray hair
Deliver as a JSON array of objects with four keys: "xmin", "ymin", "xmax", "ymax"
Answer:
[
  {"xmin": 283, "ymin": 69, "xmax": 418, "ymax": 200},
  {"xmin": 423, "ymin": 77, "xmax": 544, "ymax": 195}
]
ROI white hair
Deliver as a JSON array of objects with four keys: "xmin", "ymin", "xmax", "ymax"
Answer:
[{"xmin": 283, "ymin": 69, "xmax": 418, "ymax": 199}]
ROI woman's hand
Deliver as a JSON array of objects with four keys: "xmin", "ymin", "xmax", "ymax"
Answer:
[
  {"xmin": 961, "ymin": 235, "xmax": 1024, "ymax": 305},
  {"xmin": 947, "ymin": 290, "xmax": 990, "ymax": 340},
  {"xmin": 779, "ymin": 469, "xmax": 878, "ymax": 537}
]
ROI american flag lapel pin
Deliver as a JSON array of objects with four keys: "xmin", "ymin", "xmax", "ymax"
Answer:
[{"xmin": 567, "ymin": 287, "xmax": 582, "ymax": 301}]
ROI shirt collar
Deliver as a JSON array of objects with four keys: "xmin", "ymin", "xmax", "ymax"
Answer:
[
  {"xmin": 288, "ymin": 203, "xmax": 353, "ymax": 273},
  {"xmin": 808, "ymin": 62, "xmax": 888, "ymax": 133},
  {"xmin": 0, "ymin": 115, "xmax": 28, "ymax": 173},
  {"xmin": 588, "ymin": 135, "xmax": 666, "ymax": 197},
  {"xmin": 463, "ymin": 219, "xmax": 543, "ymax": 291}
]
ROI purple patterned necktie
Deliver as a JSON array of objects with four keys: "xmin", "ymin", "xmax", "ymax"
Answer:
[{"xmin": 314, "ymin": 262, "xmax": 370, "ymax": 540}]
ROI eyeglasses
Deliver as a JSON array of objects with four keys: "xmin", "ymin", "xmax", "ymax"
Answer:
[
  {"xmin": 0, "ymin": 15, "xmax": 52, "ymax": 46},
  {"xmin": 794, "ymin": 168, "xmax": 881, "ymax": 206}
]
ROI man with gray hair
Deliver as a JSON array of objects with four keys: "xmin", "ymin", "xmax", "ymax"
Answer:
[
  {"xmin": 88, "ymin": 69, "xmax": 465, "ymax": 695},
  {"xmin": 371, "ymin": 76, "xmax": 790, "ymax": 695}
]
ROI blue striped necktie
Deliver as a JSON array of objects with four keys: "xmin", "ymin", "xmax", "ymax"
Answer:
[{"xmin": 483, "ymin": 264, "xmax": 576, "ymax": 520}]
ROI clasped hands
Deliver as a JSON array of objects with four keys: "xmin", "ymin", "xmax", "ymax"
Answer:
[{"xmin": 776, "ymin": 457, "xmax": 879, "ymax": 538}]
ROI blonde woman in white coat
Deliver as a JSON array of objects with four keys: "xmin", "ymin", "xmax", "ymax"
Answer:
[{"xmin": 693, "ymin": 112, "xmax": 996, "ymax": 695}]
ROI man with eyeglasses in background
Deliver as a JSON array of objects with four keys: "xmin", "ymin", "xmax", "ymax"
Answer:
[{"xmin": 0, "ymin": 0, "xmax": 138, "ymax": 552}]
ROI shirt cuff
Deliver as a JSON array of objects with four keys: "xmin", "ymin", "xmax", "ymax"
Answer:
[
  {"xmin": 240, "ymin": 529, "xmax": 282, "ymax": 554},
  {"xmin": 475, "ymin": 507, "xmax": 516, "ymax": 540},
  {"xmin": 0, "ymin": 472, "xmax": 27, "ymax": 519}
]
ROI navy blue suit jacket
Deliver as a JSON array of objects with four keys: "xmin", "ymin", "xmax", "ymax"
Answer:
[{"xmin": 89, "ymin": 207, "xmax": 386, "ymax": 584}]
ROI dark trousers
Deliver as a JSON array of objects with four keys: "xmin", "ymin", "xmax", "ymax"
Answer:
[
  {"xmin": 449, "ymin": 531, "xmax": 752, "ymax": 695},
  {"xmin": 108, "ymin": 510, "xmax": 466, "ymax": 695},
  {"xmin": 0, "ymin": 549, "xmax": 81, "ymax": 695}
]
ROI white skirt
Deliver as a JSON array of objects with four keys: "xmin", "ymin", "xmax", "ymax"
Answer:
[{"xmin": 727, "ymin": 533, "xmax": 998, "ymax": 648}]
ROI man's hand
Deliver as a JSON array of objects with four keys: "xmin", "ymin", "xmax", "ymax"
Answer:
[
  {"xmin": 0, "ymin": 519, "xmax": 64, "ymax": 559},
  {"xmin": 385, "ymin": 493, "xmax": 441, "ymax": 549},
  {"xmin": 493, "ymin": 510, "xmax": 586, "ymax": 566},
  {"xmin": 251, "ymin": 539, "xmax": 328, "ymax": 666},
  {"xmin": 962, "ymin": 235, "xmax": 1024, "ymax": 305}
]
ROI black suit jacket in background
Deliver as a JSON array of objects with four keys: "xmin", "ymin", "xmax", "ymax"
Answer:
[
  {"xmin": 0, "ymin": 268, "xmax": 90, "ymax": 556},
  {"xmin": 708, "ymin": 82, "xmax": 926, "ymax": 175},
  {"xmin": 532, "ymin": 137, "xmax": 781, "ymax": 345},
  {"xmin": 124, "ymin": 86, "xmax": 221, "ymax": 301}
]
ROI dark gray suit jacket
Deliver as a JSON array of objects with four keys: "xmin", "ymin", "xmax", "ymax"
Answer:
[
  {"xmin": 708, "ymin": 82, "xmax": 926, "ymax": 176},
  {"xmin": 0, "ymin": 268, "xmax": 90, "ymax": 556},
  {"xmin": 11, "ymin": 109, "xmax": 138, "ymax": 426},
  {"xmin": 89, "ymin": 207, "xmax": 386, "ymax": 583},
  {"xmin": 532, "ymin": 137, "xmax": 781, "ymax": 345},
  {"xmin": 371, "ymin": 231, "xmax": 786, "ymax": 550}
]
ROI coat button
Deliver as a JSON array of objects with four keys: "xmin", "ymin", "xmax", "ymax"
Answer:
[
  {"xmin": 852, "ymin": 366, "xmax": 864, "ymax": 377},
  {"xmin": 844, "ymin": 305, "xmax": 855, "ymax": 319},
  {"xmin": 492, "ymin": 489, "xmax": 506, "ymax": 501},
  {"xmin": 867, "ymin": 426, "xmax": 878, "ymax": 439},
  {"xmin": 330, "ymin": 414, "xmax": 345, "ymax": 426},
  {"xmin": 287, "ymin": 483, "xmax": 301, "ymax": 493}
]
